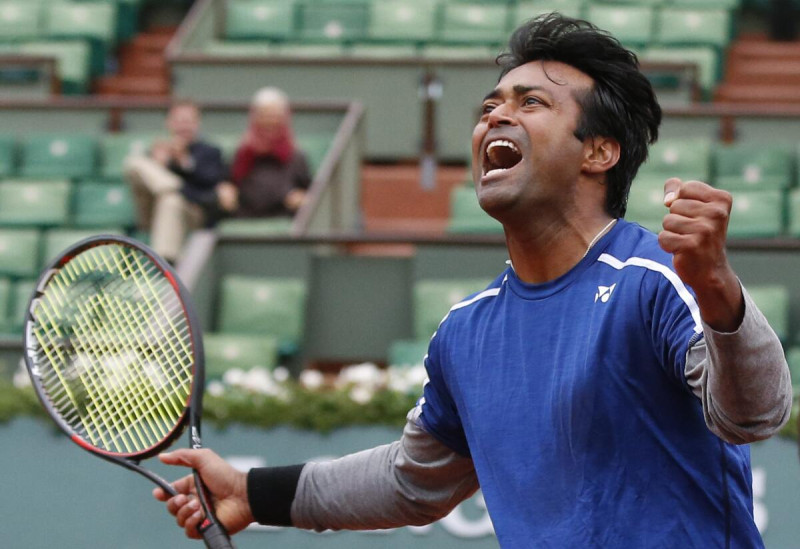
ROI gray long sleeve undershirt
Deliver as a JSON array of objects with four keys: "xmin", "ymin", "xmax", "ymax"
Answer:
[{"xmin": 291, "ymin": 283, "xmax": 793, "ymax": 531}]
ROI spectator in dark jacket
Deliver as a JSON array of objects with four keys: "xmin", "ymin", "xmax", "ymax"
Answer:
[
  {"xmin": 125, "ymin": 99, "xmax": 229, "ymax": 263},
  {"xmin": 216, "ymin": 88, "xmax": 312, "ymax": 219}
]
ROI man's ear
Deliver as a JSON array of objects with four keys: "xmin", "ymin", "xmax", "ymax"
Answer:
[{"xmin": 582, "ymin": 136, "xmax": 620, "ymax": 175}]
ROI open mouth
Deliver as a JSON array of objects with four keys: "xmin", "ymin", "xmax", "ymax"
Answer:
[{"xmin": 483, "ymin": 139, "xmax": 523, "ymax": 177}]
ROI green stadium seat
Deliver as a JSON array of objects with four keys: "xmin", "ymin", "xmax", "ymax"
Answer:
[
  {"xmin": 100, "ymin": 133, "xmax": 152, "ymax": 181},
  {"xmin": 299, "ymin": 3, "xmax": 368, "ymax": 42},
  {"xmin": 747, "ymin": 285, "xmax": 790, "ymax": 343},
  {"xmin": 213, "ymin": 134, "xmax": 239, "ymax": 163},
  {"xmin": 44, "ymin": 2, "xmax": 116, "ymax": 43},
  {"xmin": 439, "ymin": 3, "xmax": 509, "ymax": 45},
  {"xmin": 0, "ymin": 179, "xmax": 70, "ymax": 227},
  {"xmin": 367, "ymin": 0, "xmax": 436, "ymax": 43},
  {"xmin": 224, "ymin": 0, "xmax": 295, "ymax": 41},
  {"xmin": 7, "ymin": 277, "xmax": 34, "ymax": 334},
  {"xmin": 217, "ymin": 275, "xmax": 307, "ymax": 356},
  {"xmin": 0, "ymin": 276, "xmax": 10, "ymax": 334},
  {"xmin": 71, "ymin": 182, "xmax": 136, "ymax": 229},
  {"xmin": 514, "ymin": 1, "xmax": 585, "ymax": 24},
  {"xmin": 387, "ymin": 338, "xmax": 429, "ymax": 367},
  {"xmin": 726, "ymin": 189, "xmax": 784, "ymax": 239},
  {"xmin": 637, "ymin": 138, "xmax": 712, "ymax": 182},
  {"xmin": 0, "ymin": 133, "xmax": 16, "ymax": 177},
  {"xmin": 656, "ymin": 9, "xmax": 732, "ymax": 49},
  {"xmin": 714, "ymin": 144, "xmax": 794, "ymax": 190},
  {"xmin": 0, "ymin": 228, "xmax": 41, "ymax": 278},
  {"xmin": 43, "ymin": 2, "xmax": 117, "ymax": 75},
  {"xmin": 296, "ymin": 133, "xmax": 330, "ymax": 174},
  {"xmin": 514, "ymin": 2, "xmax": 581, "ymax": 22},
  {"xmin": 447, "ymin": 185, "xmax": 504, "ymax": 234},
  {"xmin": 625, "ymin": 177, "xmax": 666, "ymax": 234},
  {"xmin": 414, "ymin": 278, "xmax": 490, "ymax": 340},
  {"xmin": 785, "ymin": 347, "xmax": 800, "ymax": 396},
  {"xmin": 641, "ymin": 46, "xmax": 719, "ymax": 96},
  {"xmin": 204, "ymin": 332, "xmax": 280, "ymax": 379},
  {"xmin": 585, "ymin": 5, "xmax": 654, "ymax": 48},
  {"xmin": 0, "ymin": 2, "xmax": 41, "ymax": 42},
  {"xmin": 20, "ymin": 133, "xmax": 96, "ymax": 179},
  {"xmin": 18, "ymin": 40, "xmax": 91, "ymax": 94},
  {"xmin": 41, "ymin": 228, "xmax": 121, "ymax": 267}
]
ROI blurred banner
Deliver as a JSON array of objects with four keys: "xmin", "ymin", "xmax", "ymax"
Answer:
[{"xmin": 1, "ymin": 419, "xmax": 797, "ymax": 548}]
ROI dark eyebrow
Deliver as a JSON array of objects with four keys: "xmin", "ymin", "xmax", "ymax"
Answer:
[
  {"xmin": 482, "ymin": 85, "xmax": 549, "ymax": 102},
  {"xmin": 482, "ymin": 88, "xmax": 502, "ymax": 102}
]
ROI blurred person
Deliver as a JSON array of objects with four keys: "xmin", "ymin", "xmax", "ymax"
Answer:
[
  {"xmin": 125, "ymin": 99, "xmax": 229, "ymax": 263},
  {"xmin": 216, "ymin": 87, "xmax": 312, "ymax": 219},
  {"xmin": 153, "ymin": 15, "xmax": 792, "ymax": 548}
]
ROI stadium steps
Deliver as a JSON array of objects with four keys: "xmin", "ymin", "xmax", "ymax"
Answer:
[
  {"xmin": 715, "ymin": 33, "xmax": 800, "ymax": 104},
  {"xmin": 93, "ymin": 26, "xmax": 174, "ymax": 96}
]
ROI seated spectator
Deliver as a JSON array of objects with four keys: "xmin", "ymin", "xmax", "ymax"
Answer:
[
  {"xmin": 217, "ymin": 87, "xmax": 312, "ymax": 219},
  {"xmin": 125, "ymin": 99, "xmax": 229, "ymax": 263}
]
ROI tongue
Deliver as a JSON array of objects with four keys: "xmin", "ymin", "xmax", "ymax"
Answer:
[{"xmin": 488, "ymin": 146, "xmax": 521, "ymax": 169}]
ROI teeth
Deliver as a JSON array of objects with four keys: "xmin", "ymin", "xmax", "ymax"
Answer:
[
  {"xmin": 485, "ymin": 168, "xmax": 508, "ymax": 177},
  {"xmin": 487, "ymin": 139, "xmax": 519, "ymax": 154}
]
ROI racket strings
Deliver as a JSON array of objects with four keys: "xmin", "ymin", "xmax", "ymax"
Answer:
[{"xmin": 29, "ymin": 244, "xmax": 194, "ymax": 455}]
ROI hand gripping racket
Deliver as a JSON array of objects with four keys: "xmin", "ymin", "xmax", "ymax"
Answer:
[{"xmin": 23, "ymin": 235, "xmax": 234, "ymax": 549}]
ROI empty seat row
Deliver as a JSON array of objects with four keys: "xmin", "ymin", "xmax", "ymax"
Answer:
[
  {"xmin": 0, "ymin": 131, "xmax": 331, "ymax": 182},
  {"xmin": 0, "ymin": 180, "xmax": 136, "ymax": 229},
  {"xmin": 630, "ymin": 186, "xmax": 800, "ymax": 240},
  {"xmin": 638, "ymin": 139, "xmax": 798, "ymax": 190},
  {"xmin": 223, "ymin": 0, "xmax": 736, "ymax": 50},
  {"xmin": 0, "ymin": 227, "xmax": 126, "ymax": 281}
]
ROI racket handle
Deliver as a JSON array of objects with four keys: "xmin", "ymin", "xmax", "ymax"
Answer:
[{"xmin": 200, "ymin": 521, "xmax": 235, "ymax": 549}]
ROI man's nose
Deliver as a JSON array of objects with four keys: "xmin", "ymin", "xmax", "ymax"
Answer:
[{"xmin": 487, "ymin": 104, "xmax": 515, "ymax": 128}]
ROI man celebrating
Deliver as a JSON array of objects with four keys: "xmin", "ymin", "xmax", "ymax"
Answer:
[{"xmin": 155, "ymin": 15, "xmax": 791, "ymax": 547}]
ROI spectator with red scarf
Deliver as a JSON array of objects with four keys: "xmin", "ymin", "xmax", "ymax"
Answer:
[{"xmin": 217, "ymin": 88, "xmax": 312, "ymax": 219}]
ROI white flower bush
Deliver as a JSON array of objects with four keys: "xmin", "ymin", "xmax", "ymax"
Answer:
[{"xmin": 211, "ymin": 361, "xmax": 427, "ymax": 405}]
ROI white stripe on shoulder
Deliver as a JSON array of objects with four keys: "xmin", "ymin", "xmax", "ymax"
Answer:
[
  {"xmin": 598, "ymin": 253, "xmax": 703, "ymax": 333},
  {"xmin": 450, "ymin": 286, "xmax": 502, "ymax": 312},
  {"xmin": 433, "ymin": 284, "xmax": 503, "ymax": 336}
]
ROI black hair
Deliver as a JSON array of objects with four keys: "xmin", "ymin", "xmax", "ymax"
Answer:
[{"xmin": 497, "ymin": 13, "xmax": 662, "ymax": 217}]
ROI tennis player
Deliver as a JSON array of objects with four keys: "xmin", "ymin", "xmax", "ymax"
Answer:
[{"xmin": 155, "ymin": 14, "xmax": 792, "ymax": 547}]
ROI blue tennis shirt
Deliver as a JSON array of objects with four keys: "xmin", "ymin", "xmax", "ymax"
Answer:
[{"xmin": 417, "ymin": 219, "xmax": 762, "ymax": 548}]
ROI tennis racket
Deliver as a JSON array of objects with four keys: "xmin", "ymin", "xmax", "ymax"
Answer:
[{"xmin": 23, "ymin": 234, "xmax": 234, "ymax": 549}]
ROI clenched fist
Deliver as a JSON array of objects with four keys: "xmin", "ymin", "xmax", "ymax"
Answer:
[{"xmin": 658, "ymin": 178, "xmax": 743, "ymax": 332}]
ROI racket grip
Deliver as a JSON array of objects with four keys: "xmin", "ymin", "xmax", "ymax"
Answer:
[{"xmin": 200, "ymin": 522, "xmax": 235, "ymax": 549}]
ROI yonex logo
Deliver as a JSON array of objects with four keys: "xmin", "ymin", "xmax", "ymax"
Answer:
[{"xmin": 594, "ymin": 283, "xmax": 617, "ymax": 303}]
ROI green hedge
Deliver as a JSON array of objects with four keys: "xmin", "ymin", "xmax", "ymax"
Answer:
[
  {"xmin": 0, "ymin": 380, "xmax": 418, "ymax": 433},
  {"xmin": 1, "ymin": 380, "xmax": 796, "ymax": 441}
]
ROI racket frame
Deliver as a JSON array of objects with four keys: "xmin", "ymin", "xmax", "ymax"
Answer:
[{"xmin": 23, "ymin": 234, "xmax": 230, "ymax": 545}]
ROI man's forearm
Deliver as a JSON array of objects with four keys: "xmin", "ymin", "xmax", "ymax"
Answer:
[
  {"xmin": 685, "ymin": 285, "xmax": 793, "ymax": 444},
  {"xmin": 247, "ymin": 417, "xmax": 479, "ymax": 532}
]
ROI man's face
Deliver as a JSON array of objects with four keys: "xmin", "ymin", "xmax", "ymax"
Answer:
[
  {"xmin": 471, "ymin": 60, "xmax": 594, "ymax": 221},
  {"xmin": 166, "ymin": 104, "xmax": 200, "ymax": 143}
]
